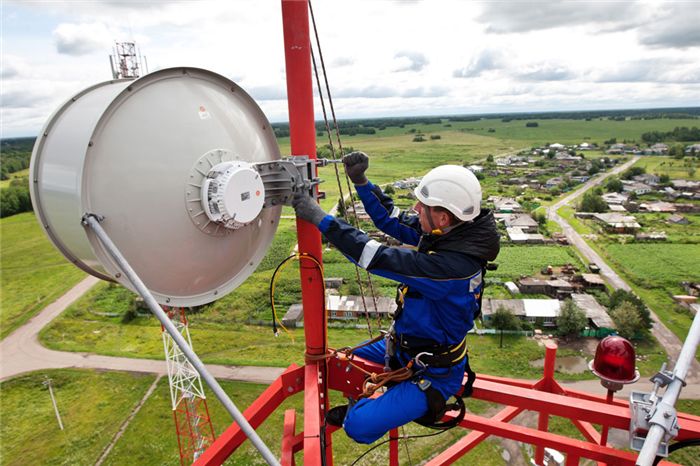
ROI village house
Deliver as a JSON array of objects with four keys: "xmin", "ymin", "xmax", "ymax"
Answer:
[
  {"xmin": 506, "ymin": 227, "xmax": 544, "ymax": 244},
  {"xmin": 574, "ymin": 274, "xmax": 607, "ymax": 292},
  {"xmin": 555, "ymin": 154, "xmax": 582, "ymax": 164},
  {"xmin": 492, "ymin": 197, "xmax": 523, "ymax": 213},
  {"xmin": 632, "ymin": 173, "xmax": 660, "ymax": 185},
  {"xmin": 668, "ymin": 214, "xmax": 691, "ymax": 225},
  {"xmin": 622, "ymin": 181, "xmax": 651, "ymax": 195},
  {"xmin": 503, "ymin": 214, "xmax": 539, "ymax": 233},
  {"xmin": 393, "ymin": 177, "xmax": 422, "ymax": 189},
  {"xmin": 602, "ymin": 192, "xmax": 630, "ymax": 205},
  {"xmin": 503, "ymin": 176, "xmax": 529, "ymax": 186},
  {"xmin": 664, "ymin": 187, "xmax": 681, "ymax": 200},
  {"xmin": 546, "ymin": 176, "xmax": 564, "ymax": 189},
  {"xmin": 570, "ymin": 294, "xmax": 616, "ymax": 332},
  {"xmin": 517, "ymin": 278, "xmax": 577, "ymax": 299},
  {"xmin": 482, "ymin": 295, "xmax": 615, "ymax": 332},
  {"xmin": 481, "ymin": 299, "xmax": 560, "ymax": 327},
  {"xmin": 686, "ymin": 144, "xmax": 700, "ymax": 155},
  {"xmin": 635, "ymin": 232, "xmax": 667, "ymax": 241},
  {"xmin": 326, "ymin": 295, "xmax": 397, "ymax": 320},
  {"xmin": 592, "ymin": 213, "xmax": 641, "ymax": 233},
  {"xmin": 639, "ymin": 201, "xmax": 676, "ymax": 213},
  {"xmin": 640, "ymin": 145, "xmax": 669, "ymax": 155},
  {"xmin": 672, "ymin": 179, "xmax": 700, "ymax": 192},
  {"xmin": 608, "ymin": 204, "xmax": 627, "ymax": 212},
  {"xmin": 467, "ymin": 165, "xmax": 484, "ymax": 173},
  {"xmin": 609, "ymin": 143, "xmax": 638, "ymax": 153}
]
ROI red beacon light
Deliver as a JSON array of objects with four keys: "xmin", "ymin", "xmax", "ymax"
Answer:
[{"xmin": 589, "ymin": 335, "xmax": 640, "ymax": 391}]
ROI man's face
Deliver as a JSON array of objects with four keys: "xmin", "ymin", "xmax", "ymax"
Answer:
[{"xmin": 414, "ymin": 201, "xmax": 437, "ymax": 233}]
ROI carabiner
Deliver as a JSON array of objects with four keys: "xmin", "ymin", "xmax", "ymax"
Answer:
[{"xmin": 413, "ymin": 352, "xmax": 433, "ymax": 376}]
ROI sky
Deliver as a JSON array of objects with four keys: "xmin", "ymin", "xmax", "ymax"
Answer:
[{"xmin": 1, "ymin": 0, "xmax": 699, "ymax": 138}]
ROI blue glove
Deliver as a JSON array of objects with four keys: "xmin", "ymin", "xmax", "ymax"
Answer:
[
  {"xmin": 342, "ymin": 151, "xmax": 369, "ymax": 185},
  {"xmin": 292, "ymin": 192, "xmax": 328, "ymax": 227}
]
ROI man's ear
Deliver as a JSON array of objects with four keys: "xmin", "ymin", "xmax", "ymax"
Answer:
[{"xmin": 439, "ymin": 212, "xmax": 451, "ymax": 229}]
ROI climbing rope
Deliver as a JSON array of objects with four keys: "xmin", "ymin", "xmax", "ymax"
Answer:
[
  {"xmin": 308, "ymin": 0, "xmax": 383, "ymax": 336},
  {"xmin": 304, "ymin": 337, "xmax": 414, "ymax": 399}
]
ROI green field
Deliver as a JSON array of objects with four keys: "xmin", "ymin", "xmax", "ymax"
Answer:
[
  {"xmin": 0, "ymin": 168, "xmax": 29, "ymax": 189},
  {"xmin": 489, "ymin": 245, "xmax": 583, "ymax": 280},
  {"xmin": 292, "ymin": 116, "xmax": 700, "ymax": 149},
  {"xmin": 632, "ymin": 155, "xmax": 699, "ymax": 180},
  {"xmin": 0, "ymin": 212, "xmax": 86, "ymax": 340},
  {"xmin": 0, "ymin": 369, "xmax": 157, "ymax": 466},
  {"xmin": 604, "ymin": 244, "xmax": 700, "ymax": 284},
  {"xmin": 0, "ymin": 369, "xmax": 505, "ymax": 466}
]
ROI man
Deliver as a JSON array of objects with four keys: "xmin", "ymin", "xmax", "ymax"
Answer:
[{"xmin": 292, "ymin": 151, "xmax": 500, "ymax": 444}]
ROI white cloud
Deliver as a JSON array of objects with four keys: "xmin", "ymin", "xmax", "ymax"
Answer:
[
  {"xmin": 392, "ymin": 51, "xmax": 428, "ymax": 72},
  {"xmin": 0, "ymin": 0, "xmax": 697, "ymax": 137},
  {"xmin": 517, "ymin": 65, "xmax": 575, "ymax": 82},
  {"xmin": 53, "ymin": 22, "xmax": 117, "ymax": 56},
  {"xmin": 478, "ymin": 1, "xmax": 637, "ymax": 34},
  {"xmin": 453, "ymin": 49, "xmax": 506, "ymax": 78}
]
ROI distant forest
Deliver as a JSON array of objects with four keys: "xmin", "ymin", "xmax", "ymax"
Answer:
[
  {"xmin": 271, "ymin": 107, "xmax": 700, "ymax": 138},
  {"xmin": 1, "ymin": 108, "xmax": 699, "ymax": 218},
  {"xmin": 1, "ymin": 137, "xmax": 35, "ymax": 180}
]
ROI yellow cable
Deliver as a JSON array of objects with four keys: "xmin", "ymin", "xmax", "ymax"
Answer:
[{"xmin": 270, "ymin": 253, "xmax": 327, "ymax": 345}]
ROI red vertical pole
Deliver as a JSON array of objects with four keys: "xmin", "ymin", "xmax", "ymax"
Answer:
[
  {"xmin": 389, "ymin": 428, "xmax": 399, "ymax": 466},
  {"xmin": 281, "ymin": 0, "xmax": 325, "ymax": 362},
  {"xmin": 281, "ymin": 2, "xmax": 329, "ymax": 465},
  {"xmin": 535, "ymin": 343, "xmax": 558, "ymax": 465},
  {"xmin": 600, "ymin": 389, "xmax": 614, "ymax": 447}
]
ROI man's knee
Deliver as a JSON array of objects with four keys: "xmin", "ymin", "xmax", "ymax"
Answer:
[{"xmin": 343, "ymin": 400, "xmax": 382, "ymax": 444}]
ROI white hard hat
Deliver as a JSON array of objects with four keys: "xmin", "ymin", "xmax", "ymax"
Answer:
[{"xmin": 414, "ymin": 165, "xmax": 482, "ymax": 221}]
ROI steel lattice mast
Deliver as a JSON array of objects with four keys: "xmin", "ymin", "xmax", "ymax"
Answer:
[{"xmin": 161, "ymin": 307, "xmax": 215, "ymax": 466}]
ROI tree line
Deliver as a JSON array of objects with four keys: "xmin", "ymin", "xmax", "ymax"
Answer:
[
  {"xmin": 1, "ymin": 137, "xmax": 35, "ymax": 180},
  {"xmin": 641, "ymin": 126, "xmax": 700, "ymax": 143},
  {"xmin": 270, "ymin": 107, "xmax": 700, "ymax": 138},
  {"xmin": 1, "ymin": 179, "xmax": 31, "ymax": 218}
]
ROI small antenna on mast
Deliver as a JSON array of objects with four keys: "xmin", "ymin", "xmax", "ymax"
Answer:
[{"xmin": 109, "ymin": 41, "xmax": 142, "ymax": 79}]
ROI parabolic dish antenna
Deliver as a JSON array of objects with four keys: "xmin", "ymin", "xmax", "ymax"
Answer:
[{"xmin": 30, "ymin": 67, "xmax": 282, "ymax": 306}]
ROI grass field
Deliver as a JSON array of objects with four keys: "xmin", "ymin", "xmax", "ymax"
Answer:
[
  {"xmin": 631, "ymin": 155, "xmax": 699, "ymax": 180},
  {"xmin": 0, "ymin": 369, "xmax": 157, "ymax": 466},
  {"xmin": 488, "ymin": 245, "xmax": 583, "ymax": 280},
  {"xmin": 604, "ymin": 243, "xmax": 700, "ymax": 284},
  {"xmin": 0, "ymin": 168, "xmax": 29, "ymax": 189},
  {"xmin": 0, "ymin": 212, "xmax": 86, "ymax": 340},
  {"xmin": 0, "ymin": 368, "xmax": 506, "ymax": 466},
  {"xmin": 601, "ymin": 241, "xmax": 700, "ymax": 343}
]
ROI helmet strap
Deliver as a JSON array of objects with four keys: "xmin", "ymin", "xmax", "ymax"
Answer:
[{"xmin": 425, "ymin": 204, "xmax": 439, "ymax": 234}]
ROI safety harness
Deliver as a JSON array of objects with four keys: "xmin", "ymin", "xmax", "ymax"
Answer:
[{"xmin": 390, "ymin": 260, "xmax": 498, "ymax": 428}]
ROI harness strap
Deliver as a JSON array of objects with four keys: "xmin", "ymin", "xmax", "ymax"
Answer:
[
  {"xmin": 462, "ymin": 350, "xmax": 476, "ymax": 399},
  {"xmin": 399, "ymin": 335, "xmax": 467, "ymax": 368},
  {"xmin": 413, "ymin": 379, "xmax": 466, "ymax": 429}
]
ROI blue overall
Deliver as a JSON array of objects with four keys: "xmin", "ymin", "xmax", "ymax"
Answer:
[{"xmin": 317, "ymin": 181, "xmax": 500, "ymax": 444}]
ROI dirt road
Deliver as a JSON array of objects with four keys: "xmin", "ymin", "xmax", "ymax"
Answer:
[{"xmin": 0, "ymin": 276, "xmax": 285, "ymax": 384}]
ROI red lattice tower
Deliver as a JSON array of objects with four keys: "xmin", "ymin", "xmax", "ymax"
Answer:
[
  {"xmin": 162, "ymin": 307, "xmax": 216, "ymax": 465},
  {"xmin": 111, "ymin": 42, "xmax": 140, "ymax": 79}
]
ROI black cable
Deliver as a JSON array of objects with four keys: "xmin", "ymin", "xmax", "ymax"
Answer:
[
  {"xmin": 350, "ymin": 426, "xmax": 457, "ymax": 466},
  {"xmin": 269, "ymin": 254, "xmax": 298, "ymax": 337},
  {"xmin": 653, "ymin": 438, "xmax": 700, "ymax": 466}
]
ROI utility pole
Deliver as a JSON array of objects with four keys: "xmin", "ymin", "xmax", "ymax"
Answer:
[{"xmin": 43, "ymin": 376, "xmax": 64, "ymax": 430}]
